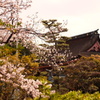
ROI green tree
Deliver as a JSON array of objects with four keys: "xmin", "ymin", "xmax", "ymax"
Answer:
[
  {"xmin": 60, "ymin": 55, "xmax": 100, "ymax": 94},
  {"xmin": 56, "ymin": 36, "xmax": 70, "ymax": 51},
  {"xmin": 41, "ymin": 19, "xmax": 68, "ymax": 49}
]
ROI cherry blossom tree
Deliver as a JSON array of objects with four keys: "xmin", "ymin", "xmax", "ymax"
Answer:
[
  {"xmin": 0, "ymin": 0, "xmax": 41, "ymax": 58},
  {"xmin": 0, "ymin": 0, "xmax": 37, "ymax": 45},
  {"xmin": 0, "ymin": 0, "xmax": 32, "ymax": 25},
  {"xmin": 0, "ymin": 1, "xmax": 57, "ymax": 99},
  {"xmin": 0, "ymin": 60, "xmax": 42, "ymax": 99}
]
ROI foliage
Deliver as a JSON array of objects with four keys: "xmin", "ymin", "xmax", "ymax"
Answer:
[
  {"xmin": 35, "ymin": 90, "xmax": 100, "ymax": 100},
  {"xmin": 0, "ymin": 1, "xmax": 60, "ymax": 100},
  {"xmin": 38, "ymin": 20, "xmax": 67, "ymax": 71},
  {"xmin": 61, "ymin": 55, "xmax": 100, "ymax": 94},
  {"xmin": 56, "ymin": 36, "xmax": 70, "ymax": 51},
  {"xmin": 0, "ymin": 42, "xmax": 32, "ymax": 57},
  {"xmin": 39, "ymin": 79, "xmax": 55, "ymax": 99},
  {"xmin": 21, "ymin": 54, "xmax": 39, "ymax": 76},
  {"xmin": 0, "ymin": 42, "xmax": 39, "ymax": 74},
  {"xmin": 0, "ymin": 44, "xmax": 16, "ymax": 57},
  {"xmin": 0, "ymin": 61, "xmax": 42, "ymax": 99},
  {"xmin": 0, "ymin": 46, "xmax": 56, "ymax": 99},
  {"xmin": 0, "ymin": 82, "xmax": 27, "ymax": 100},
  {"xmin": 41, "ymin": 19, "xmax": 68, "ymax": 48},
  {"xmin": 0, "ymin": 43, "xmax": 55, "ymax": 99}
]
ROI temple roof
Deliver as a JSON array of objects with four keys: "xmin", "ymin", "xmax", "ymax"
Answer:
[{"xmin": 66, "ymin": 29, "xmax": 100, "ymax": 57}]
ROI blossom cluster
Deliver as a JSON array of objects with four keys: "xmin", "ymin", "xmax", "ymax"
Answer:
[{"xmin": 0, "ymin": 61, "xmax": 42, "ymax": 98}]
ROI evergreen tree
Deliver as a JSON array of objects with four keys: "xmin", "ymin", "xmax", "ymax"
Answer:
[{"xmin": 41, "ymin": 19, "xmax": 68, "ymax": 49}]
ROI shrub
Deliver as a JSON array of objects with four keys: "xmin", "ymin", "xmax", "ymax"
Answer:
[
  {"xmin": 61, "ymin": 55, "xmax": 100, "ymax": 93},
  {"xmin": 36, "ymin": 91, "xmax": 100, "ymax": 100}
]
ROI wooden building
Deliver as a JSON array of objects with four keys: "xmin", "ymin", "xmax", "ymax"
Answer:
[{"xmin": 66, "ymin": 29, "xmax": 100, "ymax": 57}]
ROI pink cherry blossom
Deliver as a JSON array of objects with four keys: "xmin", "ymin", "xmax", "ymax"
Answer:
[{"xmin": 0, "ymin": 61, "xmax": 42, "ymax": 98}]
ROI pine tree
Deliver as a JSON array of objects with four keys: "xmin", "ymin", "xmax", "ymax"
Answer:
[{"xmin": 41, "ymin": 19, "xmax": 68, "ymax": 49}]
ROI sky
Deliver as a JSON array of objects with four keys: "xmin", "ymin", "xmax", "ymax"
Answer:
[{"xmin": 21, "ymin": 0, "xmax": 100, "ymax": 37}]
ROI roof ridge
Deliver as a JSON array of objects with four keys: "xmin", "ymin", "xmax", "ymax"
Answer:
[{"xmin": 69, "ymin": 29, "xmax": 99, "ymax": 40}]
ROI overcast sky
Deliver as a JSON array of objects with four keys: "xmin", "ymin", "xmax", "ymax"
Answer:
[{"xmin": 21, "ymin": 0, "xmax": 100, "ymax": 36}]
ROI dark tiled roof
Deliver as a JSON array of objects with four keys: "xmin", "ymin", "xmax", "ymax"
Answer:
[
  {"xmin": 66, "ymin": 29, "xmax": 100, "ymax": 57},
  {"xmin": 68, "ymin": 29, "xmax": 99, "ymax": 40}
]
